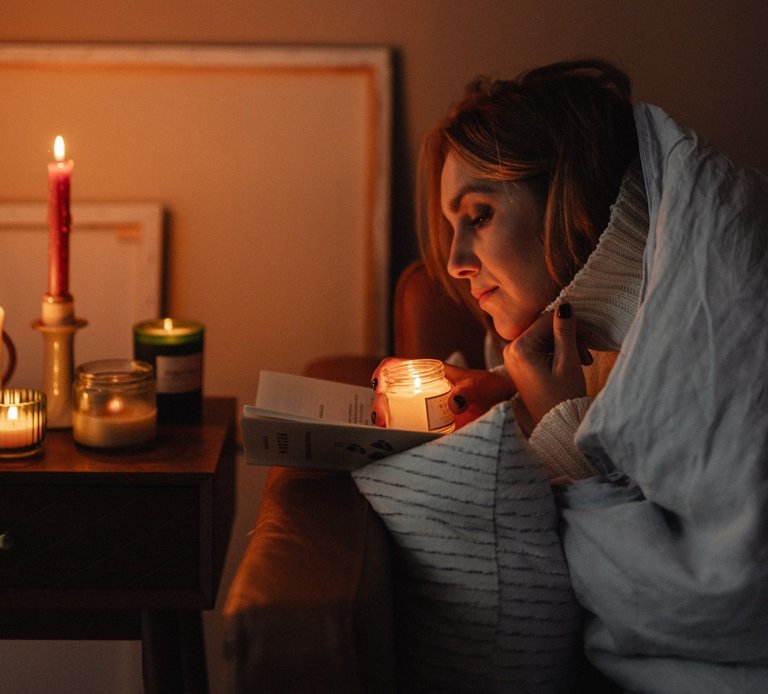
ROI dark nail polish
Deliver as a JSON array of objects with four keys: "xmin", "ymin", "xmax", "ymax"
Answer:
[
  {"xmin": 557, "ymin": 303, "xmax": 572, "ymax": 319},
  {"xmin": 453, "ymin": 395, "xmax": 467, "ymax": 410},
  {"xmin": 371, "ymin": 411, "xmax": 377, "ymax": 424},
  {"xmin": 370, "ymin": 378, "xmax": 378, "ymax": 390}
]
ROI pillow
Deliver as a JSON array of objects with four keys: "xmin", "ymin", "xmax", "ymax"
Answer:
[{"xmin": 352, "ymin": 402, "xmax": 582, "ymax": 692}]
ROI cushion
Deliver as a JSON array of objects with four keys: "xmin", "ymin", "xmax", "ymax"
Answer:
[
  {"xmin": 352, "ymin": 402, "xmax": 582, "ymax": 692},
  {"xmin": 224, "ymin": 468, "xmax": 396, "ymax": 692}
]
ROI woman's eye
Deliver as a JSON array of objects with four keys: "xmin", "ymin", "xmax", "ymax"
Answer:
[{"xmin": 469, "ymin": 205, "xmax": 493, "ymax": 228}]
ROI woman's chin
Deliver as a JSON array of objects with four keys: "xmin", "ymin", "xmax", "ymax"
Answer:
[{"xmin": 490, "ymin": 317, "xmax": 526, "ymax": 343}]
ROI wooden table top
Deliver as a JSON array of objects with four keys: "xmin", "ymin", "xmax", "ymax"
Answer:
[{"xmin": 0, "ymin": 396, "xmax": 237, "ymax": 482}]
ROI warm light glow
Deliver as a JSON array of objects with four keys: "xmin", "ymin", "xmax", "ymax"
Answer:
[
  {"xmin": 54, "ymin": 135, "xmax": 65, "ymax": 162},
  {"xmin": 106, "ymin": 397, "xmax": 125, "ymax": 415},
  {"xmin": 7, "ymin": 405, "xmax": 18, "ymax": 422},
  {"xmin": 163, "ymin": 318, "xmax": 174, "ymax": 332}
]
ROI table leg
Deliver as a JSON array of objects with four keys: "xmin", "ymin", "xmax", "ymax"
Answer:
[{"xmin": 141, "ymin": 609, "xmax": 208, "ymax": 694}]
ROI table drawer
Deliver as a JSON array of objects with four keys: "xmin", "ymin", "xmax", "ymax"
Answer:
[{"xmin": 0, "ymin": 484, "xmax": 199, "ymax": 590}]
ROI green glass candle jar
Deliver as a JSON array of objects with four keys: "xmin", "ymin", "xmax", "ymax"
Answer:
[{"xmin": 133, "ymin": 318, "xmax": 204, "ymax": 423}]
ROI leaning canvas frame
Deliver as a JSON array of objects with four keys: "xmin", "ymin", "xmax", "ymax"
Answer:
[
  {"xmin": 0, "ymin": 42, "xmax": 392, "ymax": 358},
  {"xmin": 0, "ymin": 202, "xmax": 163, "ymax": 389}
]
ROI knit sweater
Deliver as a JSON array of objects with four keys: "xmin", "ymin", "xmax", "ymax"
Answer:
[{"xmin": 528, "ymin": 159, "xmax": 649, "ymax": 480}]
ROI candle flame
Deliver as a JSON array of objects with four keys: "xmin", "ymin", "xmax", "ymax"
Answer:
[
  {"xmin": 7, "ymin": 405, "xmax": 18, "ymax": 422},
  {"xmin": 54, "ymin": 135, "xmax": 66, "ymax": 162},
  {"xmin": 163, "ymin": 318, "xmax": 174, "ymax": 332},
  {"xmin": 107, "ymin": 397, "xmax": 124, "ymax": 414}
]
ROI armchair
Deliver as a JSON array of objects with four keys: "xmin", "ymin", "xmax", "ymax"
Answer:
[{"xmin": 222, "ymin": 260, "xmax": 486, "ymax": 692}]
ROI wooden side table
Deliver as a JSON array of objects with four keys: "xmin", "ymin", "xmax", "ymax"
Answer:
[{"xmin": 0, "ymin": 396, "xmax": 237, "ymax": 694}]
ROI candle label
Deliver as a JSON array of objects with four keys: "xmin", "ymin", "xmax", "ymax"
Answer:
[
  {"xmin": 425, "ymin": 392, "xmax": 453, "ymax": 431},
  {"xmin": 155, "ymin": 353, "xmax": 203, "ymax": 394}
]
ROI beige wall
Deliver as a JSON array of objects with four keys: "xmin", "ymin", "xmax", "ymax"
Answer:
[
  {"xmin": 4, "ymin": 1, "xmax": 768, "ymax": 277},
  {"xmin": 1, "ymin": 1, "xmax": 766, "ymax": 692}
]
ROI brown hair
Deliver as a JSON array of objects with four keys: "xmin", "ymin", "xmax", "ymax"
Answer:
[{"xmin": 418, "ymin": 59, "xmax": 638, "ymax": 301}]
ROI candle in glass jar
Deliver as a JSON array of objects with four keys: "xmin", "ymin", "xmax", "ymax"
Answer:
[
  {"xmin": 133, "ymin": 318, "xmax": 204, "ymax": 423},
  {"xmin": 0, "ymin": 405, "xmax": 35, "ymax": 448},
  {"xmin": 47, "ymin": 135, "xmax": 74, "ymax": 298},
  {"xmin": 0, "ymin": 389, "xmax": 47, "ymax": 458},
  {"xmin": 72, "ymin": 360, "xmax": 157, "ymax": 449},
  {"xmin": 382, "ymin": 359, "xmax": 455, "ymax": 433},
  {"xmin": 72, "ymin": 399, "xmax": 157, "ymax": 449}
]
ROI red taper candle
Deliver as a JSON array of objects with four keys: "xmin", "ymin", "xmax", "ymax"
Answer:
[{"xmin": 47, "ymin": 135, "xmax": 73, "ymax": 298}]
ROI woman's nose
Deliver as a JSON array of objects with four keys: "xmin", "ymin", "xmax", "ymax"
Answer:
[{"xmin": 447, "ymin": 231, "xmax": 479, "ymax": 279}]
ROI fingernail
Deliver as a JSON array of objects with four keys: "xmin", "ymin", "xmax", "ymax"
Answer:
[
  {"xmin": 370, "ymin": 378, "xmax": 378, "ymax": 390},
  {"xmin": 371, "ymin": 411, "xmax": 377, "ymax": 424},
  {"xmin": 557, "ymin": 302, "xmax": 572, "ymax": 319},
  {"xmin": 453, "ymin": 395, "xmax": 467, "ymax": 410}
]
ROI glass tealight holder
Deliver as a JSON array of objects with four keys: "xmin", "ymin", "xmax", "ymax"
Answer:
[
  {"xmin": 381, "ymin": 358, "xmax": 455, "ymax": 433},
  {"xmin": 72, "ymin": 359, "xmax": 157, "ymax": 450},
  {"xmin": 0, "ymin": 388, "xmax": 47, "ymax": 459}
]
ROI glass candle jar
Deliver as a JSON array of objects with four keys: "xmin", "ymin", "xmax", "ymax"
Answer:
[
  {"xmin": 72, "ymin": 360, "xmax": 157, "ymax": 449},
  {"xmin": 133, "ymin": 318, "xmax": 204, "ymax": 423},
  {"xmin": 382, "ymin": 359, "xmax": 455, "ymax": 433},
  {"xmin": 0, "ymin": 388, "xmax": 46, "ymax": 459}
]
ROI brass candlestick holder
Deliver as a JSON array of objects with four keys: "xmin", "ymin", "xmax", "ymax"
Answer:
[{"xmin": 32, "ymin": 294, "xmax": 87, "ymax": 429}]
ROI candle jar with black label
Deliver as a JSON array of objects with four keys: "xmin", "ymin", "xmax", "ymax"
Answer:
[{"xmin": 133, "ymin": 318, "xmax": 204, "ymax": 423}]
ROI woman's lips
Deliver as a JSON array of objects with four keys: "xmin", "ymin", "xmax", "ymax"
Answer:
[{"xmin": 473, "ymin": 287, "xmax": 497, "ymax": 308}]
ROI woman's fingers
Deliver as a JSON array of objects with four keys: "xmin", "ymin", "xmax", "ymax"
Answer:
[
  {"xmin": 444, "ymin": 363, "xmax": 516, "ymax": 428},
  {"xmin": 554, "ymin": 303, "xmax": 593, "ymax": 365},
  {"xmin": 369, "ymin": 357, "xmax": 398, "ymax": 427},
  {"xmin": 504, "ymin": 303, "xmax": 587, "ymax": 426},
  {"xmin": 370, "ymin": 391, "xmax": 390, "ymax": 427},
  {"xmin": 552, "ymin": 303, "xmax": 582, "ymax": 375}
]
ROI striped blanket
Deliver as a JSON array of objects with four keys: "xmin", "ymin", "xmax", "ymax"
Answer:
[{"xmin": 352, "ymin": 402, "xmax": 582, "ymax": 693}]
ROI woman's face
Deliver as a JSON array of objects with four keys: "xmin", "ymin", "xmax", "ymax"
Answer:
[{"xmin": 440, "ymin": 150, "xmax": 559, "ymax": 341}]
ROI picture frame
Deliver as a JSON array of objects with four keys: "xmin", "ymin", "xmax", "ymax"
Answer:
[
  {"xmin": 0, "ymin": 202, "xmax": 163, "ymax": 388},
  {"xmin": 0, "ymin": 43, "xmax": 392, "ymax": 369}
]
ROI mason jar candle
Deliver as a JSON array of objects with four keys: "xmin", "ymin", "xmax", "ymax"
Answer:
[
  {"xmin": 382, "ymin": 359, "xmax": 455, "ymax": 433},
  {"xmin": 0, "ymin": 388, "xmax": 46, "ymax": 459},
  {"xmin": 133, "ymin": 318, "xmax": 204, "ymax": 423},
  {"xmin": 72, "ymin": 360, "xmax": 157, "ymax": 449}
]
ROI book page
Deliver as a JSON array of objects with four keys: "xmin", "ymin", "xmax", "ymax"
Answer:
[{"xmin": 254, "ymin": 370, "xmax": 375, "ymax": 425}]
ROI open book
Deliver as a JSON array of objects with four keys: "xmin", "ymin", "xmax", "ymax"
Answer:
[{"xmin": 241, "ymin": 370, "xmax": 441, "ymax": 470}]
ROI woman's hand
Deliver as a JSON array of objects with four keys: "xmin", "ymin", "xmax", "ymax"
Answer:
[
  {"xmin": 369, "ymin": 356, "xmax": 398, "ymax": 428},
  {"xmin": 503, "ymin": 303, "xmax": 587, "ymax": 430},
  {"xmin": 369, "ymin": 357, "xmax": 515, "ymax": 430},
  {"xmin": 444, "ymin": 363, "xmax": 516, "ymax": 428}
]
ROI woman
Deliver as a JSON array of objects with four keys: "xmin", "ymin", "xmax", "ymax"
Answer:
[
  {"xmin": 358, "ymin": 60, "xmax": 768, "ymax": 692},
  {"xmin": 373, "ymin": 59, "xmax": 642, "ymax": 480}
]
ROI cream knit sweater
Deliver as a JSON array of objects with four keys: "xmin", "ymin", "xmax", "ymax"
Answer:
[{"xmin": 527, "ymin": 159, "xmax": 649, "ymax": 480}]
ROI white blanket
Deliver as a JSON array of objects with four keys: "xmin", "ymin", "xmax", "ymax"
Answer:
[{"xmin": 560, "ymin": 103, "xmax": 768, "ymax": 692}]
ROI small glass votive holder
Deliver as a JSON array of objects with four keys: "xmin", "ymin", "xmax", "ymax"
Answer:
[
  {"xmin": 381, "ymin": 358, "xmax": 455, "ymax": 433},
  {"xmin": 0, "ymin": 388, "xmax": 47, "ymax": 459},
  {"xmin": 72, "ymin": 359, "xmax": 157, "ymax": 450}
]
